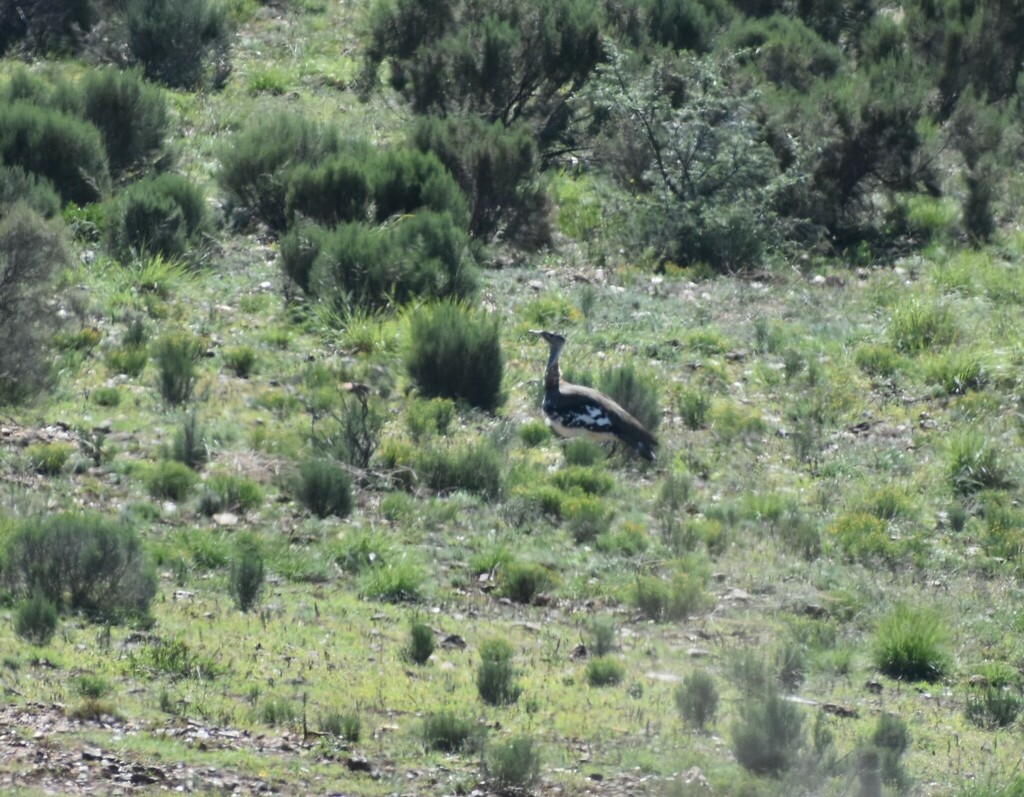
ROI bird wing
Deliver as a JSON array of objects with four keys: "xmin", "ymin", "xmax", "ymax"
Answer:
[{"xmin": 559, "ymin": 383, "xmax": 658, "ymax": 449}]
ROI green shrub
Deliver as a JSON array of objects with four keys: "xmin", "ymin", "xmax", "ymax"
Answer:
[
  {"xmin": 730, "ymin": 684, "xmax": 805, "ymax": 776},
  {"xmin": 405, "ymin": 397, "xmax": 456, "ymax": 442},
  {"xmin": 363, "ymin": 0, "xmax": 602, "ymax": 162},
  {"xmin": 145, "ymin": 459, "xmax": 199, "ymax": 501},
  {"xmin": 518, "ymin": 419, "xmax": 550, "ymax": 447},
  {"xmin": 551, "ymin": 466, "xmax": 614, "ymax": 496},
  {"xmin": 320, "ymin": 710, "xmax": 362, "ymax": 741},
  {"xmin": 229, "ymin": 537, "xmax": 265, "ymax": 612},
  {"xmin": 873, "ymin": 604, "xmax": 948, "ymax": 682},
  {"xmin": 827, "ymin": 511, "xmax": 899, "ymax": 564},
  {"xmin": 0, "ymin": 102, "xmax": 109, "ymax": 204},
  {"xmin": 0, "ymin": 0, "xmax": 94, "ymax": 56},
  {"xmin": 218, "ymin": 113, "xmax": 340, "ymax": 231},
  {"xmin": 0, "ymin": 164, "xmax": 60, "ymax": 218},
  {"xmin": 415, "ymin": 441, "xmax": 504, "ymax": 499},
  {"xmin": 562, "ymin": 438, "xmax": 604, "ymax": 466},
  {"xmin": 107, "ymin": 345, "xmax": 149, "ymax": 377},
  {"xmin": 589, "ymin": 617, "xmax": 616, "ymax": 657},
  {"xmin": 947, "ymin": 428, "xmax": 1010, "ymax": 495},
  {"xmin": 123, "ymin": 0, "xmax": 230, "ymax": 89},
  {"xmin": 80, "ymin": 67, "xmax": 169, "ymax": 178},
  {"xmin": 91, "ymin": 385, "xmax": 121, "ymax": 407},
  {"xmin": 598, "ymin": 363, "xmax": 661, "ymax": 434},
  {"xmin": 296, "ymin": 459, "xmax": 354, "ymax": 519},
  {"xmin": 484, "ymin": 735, "xmax": 541, "ymax": 793},
  {"xmin": 285, "ymin": 153, "xmax": 371, "ymax": 227},
  {"xmin": 278, "ymin": 223, "xmax": 323, "ymax": 294},
  {"xmin": 0, "ymin": 206, "xmax": 69, "ymax": 405},
  {"xmin": 3, "ymin": 512, "xmax": 156, "ymax": 624},
  {"xmin": 258, "ymin": 696, "xmax": 297, "ymax": 727},
  {"xmin": 222, "ymin": 346, "xmax": 257, "ymax": 378},
  {"xmin": 199, "ymin": 474, "xmax": 263, "ymax": 515},
  {"xmin": 128, "ymin": 637, "xmax": 219, "ymax": 680},
  {"xmin": 924, "ymin": 349, "xmax": 987, "ymax": 396},
  {"xmin": 152, "ymin": 330, "xmax": 204, "ymax": 406},
  {"xmin": 411, "ymin": 114, "xmax": 545, "ymax": 244},
  {"xmin": 25, "ymin": 441, "xmax": 73, "ymax": 475},
  {"xmin": 562, "ymin": 494, "xmax": 613, "ymax": 543},
  {"xmin": 677, "ymin": 388, "xmax": 712, "ymax": 430},
  {"xmin": 477, "ymin": 637, "xmax": 521, "ymax": 706},
  {"xmin": 113, "ymin": 173, "xmax": 208, "ymax": 260},
  {"xmin": 421, "ymin": 710, "xmax": 483, "ymax": 753},
  {"xmin": 406, "ymin": 302, "xmax": 502, "ymax": 411},
  {"xmin": 366, "ymin": 146, "xmax": 468, "ymax": 226},
  {"xmin": 585, "ymin": 655, "xmax": 625, "ymax": 687},
  {"xmin": 309, "ymin": 212, "xmax": 477, "ymax": 310},
  {"xmin": 406, "ymin": 619, "xmax": 436, "ymax": 665},
  {"xmin": 499, "ymin": 560, "xmax": 554, "ymax": 604},
  {"xmin": 631, "ymin": 569, "xmax": 711, "ymax": 622},
  {"xmin": 966, "ymin": 685, "xmax": 1022, "ymax": 729},
  {"xmin": 888, "ymin": 300, "xmax": 957, "ymax": 353},
  {"xmin": 358, "ymin": 558, "xmax": 425, "ymax": 602},
  {"xmin": 14, "ymin": 589, "xmax": 58, "ymax": 645},
  {"xmin": 854, "ymin": 343, "xmax": 901, "ymax": 377},
  {"xmin": 167, "ymin": 411, "xmax": 208, "ymax": 470},
  {"xmin": 674, "ymin": 670, "xmax": 719, "ymax": 730},
  {"xmin": 871, "ymin": 713, "xmax": 911, "ymax": 788}
]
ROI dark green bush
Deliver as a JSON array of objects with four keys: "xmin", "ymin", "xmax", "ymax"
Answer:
[
  {"xmin": 422, "ymin": 710, "xmax": 484, "ymax": 753},
  {"xmin": 285, "ymin": 154, "xmax": 371, "ymax": 228},
  {"xmin": 278, "ymin": 222, "xmax": 323, "ymax": 295},
  {"xmin": 123, "ymin": 0, "xmax": 231, "ymax": 89},
  {"xmin": 499, "ymin": 560, "xmax": 553, "ymax": 604},
  {"xmin": 406, "ymin": 302, "xmax": 502, "ymax": 411},
  {"xmin": 415, "ymin": 441, "xmax": 504, "ymax": 499},
  {"xmin": 167, "ymin": 411, "xmax": 209, "ymax": 470},
  {"xmin": 229, "ymin": 537, "xmax": 265, "ymax": 612},
  {"xmin": 477, "ymin": 637, "xmax": 521, "ymax": 706},
  {"xmin": 112, "ymin": 173, "xmax": 208, "ymax": 260},
  {"xmin": 0, "ymin": 165, "xmax": 60, "ymax": 218},
  {"xmin": 363, "ymin": 0, "xmax": 602, "ymax": 158},
  {"xmin": 406, "ymin": 619, "xmax": 436, "ymax": 664},
  {"xmin": 2, "ymin": 512, "xmax": 156, "ymax": 624},
  {"xmin": 305, "ymin": 212, "xmax": 477, "ymax": 310},
  {"xmin": 719, "ymin": 14, "xmax": 842, "ymax": 91},
  {"xmin": 80, "ymin": 67, "xmax": 169, "ymax": 179},
  {"xmin": 0, "ymin": 101, "xmax": 109, "ymax": 204},
  {"xmin": 0, "ymin": 205, "xmax": 68, "ymax": 404},
  {"xmin": 0, "ymin": 0, "xmax": 94, "ymax": 56},
  {"xmin": 600, "ymin": 363, "xmax": 662, "ymax": 434},
  {"xmin": 145, "ymin": 459, "xmax": 199, "ymax": 501},
  {"xmin": 411, "ymin": 115, "xmax": 545, "ymax": 245},
  {"xmin": 730, "ymin": 684, "xmax": 805, "ymax": 776},
  {"xmin": 218, "ymin": 113, "xmax": 341, "ymax": 231},
  {"xmin": 484, "ymin": 735, "xmax": 541, "ymax": 793},
  {"xmin": 296, "ymin": 459, "xmax": 354, "ymax": 519},
  {"xmin": 367, "ymin": 146, "xmax": 468, "ymax": 226},
  {"xmin": 198, "ymin": 474, "xmax": 263, "ymax": 516},
  {"xmin": 152, "ymin": 330, "xmax": 204, "ymax": 406},
  {"xmin": 674, "ymin": 670, "xmax": 719, "ymax": 729},
  {"xmin": 14, "ymin": 589, "xmax": 58, "ymax": 645},
  {"xmin": 585, "ymin": 655, "xmax": 626, "ymax": 687},
  {"xmin": 873, "ymin": 604, "xmax": 948, "ymax": 682}
]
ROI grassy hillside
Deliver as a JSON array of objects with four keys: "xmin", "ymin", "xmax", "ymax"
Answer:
[{"xmin": 2, "ymin": 2, "xmax": 1024, "ymax": 796}]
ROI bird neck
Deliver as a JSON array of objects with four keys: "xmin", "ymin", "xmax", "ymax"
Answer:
[{"xmin": 544, "ymin": 348, "xmax": 562, "ymax": 392}]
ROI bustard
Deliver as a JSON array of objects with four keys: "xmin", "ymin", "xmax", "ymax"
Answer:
[{"xmin": 531, "ymin": 330, "xmax": 658, "ymax": 462}]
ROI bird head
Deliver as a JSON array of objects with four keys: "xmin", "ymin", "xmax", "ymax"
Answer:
[{"xmin": 529, "ymin": 330, "xmax": 566, "ymax": 369}]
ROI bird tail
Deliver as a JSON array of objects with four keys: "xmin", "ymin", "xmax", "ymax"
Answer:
[{"xmin": 621, "ymin": 428, "xmax": 658, "ymax": 462}]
